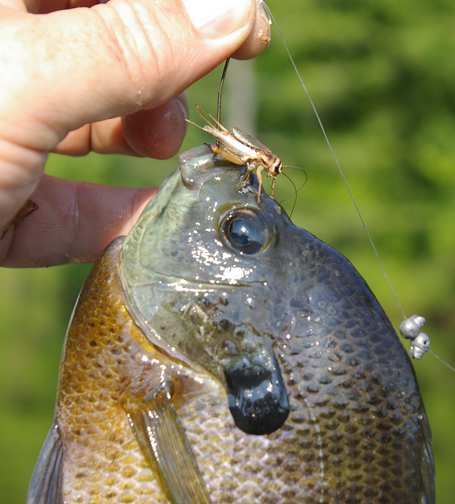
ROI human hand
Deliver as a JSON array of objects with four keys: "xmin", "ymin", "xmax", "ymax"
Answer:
[{"xmin": 0, "ymin": 0, "xmax": 270, "ymax": 267}]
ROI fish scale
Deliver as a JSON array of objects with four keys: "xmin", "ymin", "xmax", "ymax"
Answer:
[
  {"xmin": 175, "ymin": 226, "xmax": 427, "ymax": 502},
  {"xmin": 28, "ymin": 145, "xmax": 434, "ymax": 504},
  {"xmin": 55, "ymin": 239, "xmax": 168, "ymax": 504}
]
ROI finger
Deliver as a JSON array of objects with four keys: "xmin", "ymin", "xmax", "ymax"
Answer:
[
  {"xmin": 0, "ymin": 0, "xmax": 257, "ymax": 232},
  {"xmin": 3, "ymin": 1, "xmax": 27, "ymax": 13},
  {"xmin": 3, "ymin": 0, "xmax": 257, "ymax": 149},
  {"xmin": 52, "ymin": 94, "xmax": 188, "ymax": 157},
  {"xmin": 0, "ymin": 174, "xmax": 157, "ymax": 267},
  {"xmin": 36, "ymin": 0, "xmax": 271, "ymax": 60},
  {"xmin": 232, "ymin": 0, "xmax": 271, "ymax": 60},
  {"xmin": 121, "ymin": 93, "xmax": 188, "ymax": 159},
  {"xmin": 10, "ymin": 0, "xmax": 272, "ymax": 54}
]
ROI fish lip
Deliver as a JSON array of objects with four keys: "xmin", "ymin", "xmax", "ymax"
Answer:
[{"xmin": 224, "ymin": 352, "xmax": 290, "ymax": 435}]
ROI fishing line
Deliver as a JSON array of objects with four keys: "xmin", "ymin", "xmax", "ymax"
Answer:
[
  {"xmin": 261, "ymin": 0, "xmax": 455, "ymax": 372},
  {"xmin": 429, "ymin": 350, "xmax": 455, "ymax": 373},
  {"xmin": 260, "ymin": 1, "xmax": 404, "ymax": 315},
  {"xmin": 217, "ymin": 58, "xmax": 230, "ymax": 130}
]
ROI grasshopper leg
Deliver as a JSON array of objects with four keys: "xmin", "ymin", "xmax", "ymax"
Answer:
[
  {"xmin": 270, "ymin": 175, "xmax": 277, "ymax": 200},
  {"xmin": 255, "ymin": 165, "xmax": 264, "ymax": 204},
  {"xmin": 208, "ymin": 143, "xmax": 245, "ymax": 167}
]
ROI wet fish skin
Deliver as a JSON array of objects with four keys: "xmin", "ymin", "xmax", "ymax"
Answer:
[
  {"xmin": 28, "ymin": 145, "xmax": 434, "ymax": 504},
  {"xmin": 29, "ymin": 237, "xmax": 214, "ymax": 504}
]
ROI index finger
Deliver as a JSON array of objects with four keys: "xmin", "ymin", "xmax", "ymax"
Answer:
[{"xmin": 1, "ymin": 174, "xmax": 157, "ymax": 267}]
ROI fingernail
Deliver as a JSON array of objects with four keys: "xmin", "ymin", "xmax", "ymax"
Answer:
[
  {"xmin": 175, "ymin": 93, "xmax": 189, "ymax": 121},
  {"xmin": 182, "ymin": 0, "xmax": 253, "ymax": 38},
  {"xmin": 174, "ymin": 93, "xmax": 189, "ymax": 132}
]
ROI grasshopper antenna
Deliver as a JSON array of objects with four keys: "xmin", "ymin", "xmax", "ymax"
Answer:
[
  {"xmin": 279, "ymin": 168, "xmax": 308, "ymax": 218},
  {"xmin": 278, "ymin": 172, "xmax": 298, "ymax": 218},
  {"xmin": 216, "ymin": 58, "xmax": 231, "ymax": 147}
]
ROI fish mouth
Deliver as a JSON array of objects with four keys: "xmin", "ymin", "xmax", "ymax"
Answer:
[{"xmin": 224, "ymin": 352, "xmax": 290, "ymax": 435}]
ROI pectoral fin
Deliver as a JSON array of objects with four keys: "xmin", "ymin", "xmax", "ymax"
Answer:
[
  {"xmin": 126, "ymin": 389, "xmax": 212, "ymax": 504},
  {"xmin": 27, "ymin": 422, "xmax": 63, "ymax": 504}
]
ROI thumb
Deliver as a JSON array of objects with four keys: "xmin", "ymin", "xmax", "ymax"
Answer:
[
  {"xmin": 0, "ymin": 0, "xmax": 262, "ymax": 230},
  {"xmin": 2, "ymin": 0, "xmax": 257, "ymax": 149}
]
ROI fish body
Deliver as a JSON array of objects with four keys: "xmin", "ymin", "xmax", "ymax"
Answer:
[{"xmin": 28, "ymin": 145, "xmax": 434, "ymax": 504}]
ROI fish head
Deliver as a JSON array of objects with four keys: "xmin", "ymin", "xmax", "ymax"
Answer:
[{"xmin": 120, "ymin": 145, "xmax": 300, "ymax": 434}]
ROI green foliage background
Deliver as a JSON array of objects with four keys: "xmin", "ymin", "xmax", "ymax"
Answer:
[{"xmin": 1, "ymin": 0, "xmax": 455, "ymax": 501}]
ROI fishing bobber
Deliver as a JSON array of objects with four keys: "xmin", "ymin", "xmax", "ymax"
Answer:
[{"xmin": 399, "ymin": 314, "xmax": 431, "ymax": 360}]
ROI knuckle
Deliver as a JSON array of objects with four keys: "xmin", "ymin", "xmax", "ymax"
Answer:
[{"xmin": 94, "ymin": 1, "xmax": 177, "ymax": 105}]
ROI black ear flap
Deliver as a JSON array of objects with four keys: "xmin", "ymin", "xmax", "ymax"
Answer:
[{"xmin": 225, "ymin": 352, "xmax": 289, "ymax": 435}]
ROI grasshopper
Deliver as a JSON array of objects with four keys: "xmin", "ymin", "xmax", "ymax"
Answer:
[{"xmin": 187, "ymin": 105, "xmax": 283, "ymax": 204}]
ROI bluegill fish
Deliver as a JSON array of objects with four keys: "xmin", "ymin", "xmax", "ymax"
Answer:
[{"xmin": 28, "ymin": 145, "xmax": 434, "ymax": 504}]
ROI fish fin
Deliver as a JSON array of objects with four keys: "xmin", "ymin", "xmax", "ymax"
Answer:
[
  {"xmin": 420, "ymin": 411, "xmax": 436, "ymax": 504},
  {"xmin": 27, "ymin": 422, "xmax": 64, "ymax": 504},
  {"xmin": 126, "ymin": 389, "xmax": 212, "ymax": 504}
]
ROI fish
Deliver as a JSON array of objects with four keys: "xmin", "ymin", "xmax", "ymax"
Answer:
[{"xmin": 27, "ymin": 144, "xmax": 435, "ymax": 504}]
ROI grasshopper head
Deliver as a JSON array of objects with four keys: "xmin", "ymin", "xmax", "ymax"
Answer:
[{"xmin": 271, "ymin": 158, "xmax": 283, "ymax": 177}]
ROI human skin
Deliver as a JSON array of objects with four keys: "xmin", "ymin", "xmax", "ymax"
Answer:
[{"xmin": 0, "ymin": 0, "xmax": 270, "ymax": 267}]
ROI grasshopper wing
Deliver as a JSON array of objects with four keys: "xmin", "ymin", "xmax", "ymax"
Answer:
[{"xmin": 231, "ymin": 127, "xmax": 272, "ymax": 153}]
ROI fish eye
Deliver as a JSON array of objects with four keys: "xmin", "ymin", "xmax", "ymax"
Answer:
[{"xmin": 220, "ymin": 209, "xmax": 270, "ymax": 254}]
